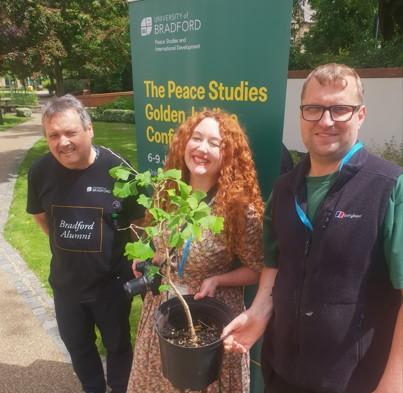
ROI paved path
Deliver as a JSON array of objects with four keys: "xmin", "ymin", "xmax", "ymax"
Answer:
[{"xmin": 0, "ymin": 114, "xmax": 82, "ymax": 392}]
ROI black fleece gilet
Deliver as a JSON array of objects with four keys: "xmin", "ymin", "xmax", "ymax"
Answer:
[{"xmin": 262, "ymin": 148, "xmax": 402, "ymax": 393}]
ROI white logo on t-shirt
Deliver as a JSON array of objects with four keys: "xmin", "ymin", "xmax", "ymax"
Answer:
[{"xmin": 86, "ymin": 186, "xmax": 111, "ymax": 194}]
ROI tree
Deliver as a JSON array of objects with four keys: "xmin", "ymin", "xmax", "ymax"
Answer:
[
  {"xmin": 289, "ymin": 0, "xmax": 403, "ymax": 69},
  {"xmin": 109, "ymin": 166, "xmax": 224, "ymax": 343},
  {"xmin": 303, "ymin": 0, "xmax": 378, "ymax": 54},
  {"xmin": 378, "ymin": 0, "xmax": 403, "ymax": 42},
  {"xmin": 0, "ymin": 2, "xmax": 51, "ymax": 84},
  {"xmin": 290, "ymin": 0, "xmax": 305, "ymax": 45},
  {"xmin": 0, "ymin": 0, "xmax": 131, "ymax": 95}
]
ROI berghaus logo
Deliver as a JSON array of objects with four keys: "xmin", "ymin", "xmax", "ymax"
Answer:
[{"xmin": 335, "ymin": 211, "xmax": 362, "ymax": 219}]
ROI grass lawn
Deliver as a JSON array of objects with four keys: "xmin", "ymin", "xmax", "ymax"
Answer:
[
  {"xmin": 0, "ymin": 114, "xmax": 29, "ymax": 131},
  {"xmin": 3, "ymin": 121, "xmax": 143, "ymax": 349}
]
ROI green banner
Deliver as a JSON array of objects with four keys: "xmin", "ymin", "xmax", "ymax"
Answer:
[{"xmin": 128, "ymin": 0, "xmax": 292, "ymax": 390}]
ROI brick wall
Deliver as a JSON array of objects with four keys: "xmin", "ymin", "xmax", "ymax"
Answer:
[
  {"xmin": 288, "ymin": 67, "xmax": 403, "ymax": 79},
  {"xmin": 75, "ymin": 91, "xmax": 133, "ymax": 107}
]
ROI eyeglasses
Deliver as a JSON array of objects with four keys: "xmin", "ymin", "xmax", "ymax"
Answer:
[{"xmin": 300, "ymin": 105, "xmax": 361, "ymax": 122}]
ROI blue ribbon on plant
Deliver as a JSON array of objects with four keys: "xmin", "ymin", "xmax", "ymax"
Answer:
[{"xmin": 178, "ymin": 237, "xmax": 192, "ymax": 278}]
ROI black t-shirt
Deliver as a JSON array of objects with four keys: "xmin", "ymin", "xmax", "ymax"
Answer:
[{"xmin": 27, "ymin": 146, "xmax": 143, "ymax": 301}]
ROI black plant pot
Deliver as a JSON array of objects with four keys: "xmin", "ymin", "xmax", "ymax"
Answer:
[{"xmin": 155, "ymin": 295, "xmax": 234, "ymax": 391}]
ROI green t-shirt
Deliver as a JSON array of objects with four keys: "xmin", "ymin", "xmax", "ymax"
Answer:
[{"xmin": 264, "ymin": 174, "xmax": 403, "ymax": 289}]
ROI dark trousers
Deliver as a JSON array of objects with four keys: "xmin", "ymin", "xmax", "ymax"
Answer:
[
  {"xmin": 263, "ymin": 363, "xmax": 317, "ymax": 393},
  {"xmin": 54, "ymin": 277, "xmax": 133, "ymax": 393}
]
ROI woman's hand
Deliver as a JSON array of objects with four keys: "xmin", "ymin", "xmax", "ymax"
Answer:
[
  {"xmin": 194, "ymin": 276, "xmax": 219, "ymax": 300},
  {"xmin": 152, "ymin": 249, "xmax": 165, "ymax": 265},
  {"xmin": 132, "ymin": 260, "xmax": 143, "ymax": 278},
  {"xmin": 133, "ymin": 248, "xmax": 165, "ymax": 278}
]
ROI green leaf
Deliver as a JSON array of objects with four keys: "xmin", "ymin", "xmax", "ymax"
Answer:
[
  {"xmin": 159, "ymin": 284, "xmax": 171, "ymax": 292},
  {"xmin": 187, "ymin": 195, "xmax": 198, "ymax": 210},
  {"xmin": 199, "ymin": 215, "xmax": 224, "ymax": 234},
  {"xmin": 192, "ymin": 190, "xmax": 207, "ymax": 203},
  {"xmin": 149, "ymin": 208, "xmax": 169, "ymax": 221},
  {"xmin": 155, "ymin": 168, "xmax": 166, "ymax": 182},
  {"xmin": 193, "ymin": 202, "xmax": 211, "ymax": 219},
  {"xmin": 137, "ymin": 194, "xmax": 152, "ymax": 209},
  {"xmin": 167, "ymin": 215, "xmax": 181, "ymax": 230},
  {"xmin": 113, "ymin": 181, "xmax": 133, "ymax": 198},
  {"xmin": 191, "ymin": 224, "xmax": 202, "ymax": 240},
  {"xmin": 178, "ymin": 181, "xmax": 192, "ymax": 198},
  {"xmin": 166, "ymin": 188, "xmax": 177, "ymax": 197},
  {"xmin": 169, "ymin": 195, "xmax": 182, "ymax": 206},
  {"xmin": 181, "ymin": 223, "xmax": 193, "ymax": 239},
  {"xmin": 109, "ymin": 166, "xmax": 132, "ymax": 181},
  {"xmin": 144, "ymin": 226, "xmax": 159, "ymax": 237},
  {"xmin": 135, "ymin": 171, "xmax": 152, "ymax": 187},
  {"xmin": 124, "ymin": 241, "xmax": 154, "ymax": 260},
  {"xmin": 129, "ymin": 181, "xmax": 138, "ymax": 195},
  {"xmin": 168, "ymin": 231, "xmax": 185, "ymax": 248},
  {"xmin": 163, "ymin": 168, "xmax": 182, "ymax": 180},
  {"xmin": 209, "ymin": 216, "xmax": 224, "ymax": 234},
  {"xmin": 145, "ymin": 265, "xmax": 160, "ymax": 280}
]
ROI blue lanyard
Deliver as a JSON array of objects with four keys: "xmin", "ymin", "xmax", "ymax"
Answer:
[
  {"xmin": 178, "ymin": 237, "xmax": 192, "ymax": 278},
  {"xmin": 339, "ymin": 141, "xmax": 363, "ymax": 171},
  {"xmin": 295, "ymin": 199, "xmax": 313, "ymax": 231},
  {"xmin": 294, "ymin": 141, "xmax": 363, "ymax": 231}
]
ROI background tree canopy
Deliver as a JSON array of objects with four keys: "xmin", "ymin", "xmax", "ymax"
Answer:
[
  {"xmin": 0, "ymin": 0, "xmax": 131, "ymax": 95},
  {"xmin": 1, "ymin": 1, "xmax": 402, "ymax": 94},
  {"xmin": 290, "ymin": 0, "xmax": 403, "ymax": 69}
]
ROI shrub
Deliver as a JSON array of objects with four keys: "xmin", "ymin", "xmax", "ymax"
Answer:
[
  {"xmin": 0, "ymin": 91, "xmax": 38, "ymax": 106},
  {"xmin": 99, "ymin": 96, "xmax": 134, "ymax": 111},
  {"xmin": 87, "ymin": 97, "xmax": 135, "ymax": 123},
  {"xmin": 90, "ymin": 109, "xmax": 135, "ymax": 123},
  {"xmin": 86, "ymin": 107, "xmax": 104, "ymax": 122},
  {"xmin": 102, "ymin": 109, "xmax": 134, "ymax": 123},
  {"xmin": 370, "ymin": 138, "xmax": 403, "ymax": 167}
]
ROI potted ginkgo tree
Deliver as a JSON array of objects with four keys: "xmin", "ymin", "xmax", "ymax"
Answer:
[{"xmin": 110, "ymin": 163, "xmax": 234, "ymax": 390}]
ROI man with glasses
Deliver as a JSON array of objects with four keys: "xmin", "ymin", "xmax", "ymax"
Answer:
[{"xmin": 223, "ymin": 63, "xmax": 402, "ymax": 393}]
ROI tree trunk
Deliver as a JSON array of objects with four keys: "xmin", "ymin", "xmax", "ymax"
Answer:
[
  {"xmin": 53, "ymin": 59, "xmax": 64, "ymax": 96},
  {"xmin": 165, "ymin": 251, "xmax": 197, "ymax": 344},
  {"xmin": 378, "ymin": 0, "xmax": 403, "ymax": 42}
]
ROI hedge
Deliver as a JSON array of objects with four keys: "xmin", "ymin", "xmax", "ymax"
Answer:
[{"xmin": 87, "ymin": 107, "xmax": 135, "ymax": 124}]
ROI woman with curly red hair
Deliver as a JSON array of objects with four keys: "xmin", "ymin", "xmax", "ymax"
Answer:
[{"xmin": 127, "ymin": 109, "xmax": 264, "ymax": 393}]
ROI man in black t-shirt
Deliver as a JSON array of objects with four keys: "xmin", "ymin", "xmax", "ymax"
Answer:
[{"xmin": 27, "ymin": 94, "xmax": 143, "ymax": 393}]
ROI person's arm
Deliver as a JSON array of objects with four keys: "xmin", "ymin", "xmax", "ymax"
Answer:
[
  {"xmin": 222, "ymin": 266, "xmax": 278, "ymax": 353},
  {"xmin": 195, "ymin": 204, "xmax": 264, "ymax": 299},
  {"xmin": 383, "ymin": 175, "xmax": 403, "ymax": 292},
  {"xmin": 194, "ymin": 266, "xmax": 259, "ymax": 299},
  {"xmin": 374, "ymin": 176, "xmax": 403, "ymax": 392},
  {"xmin": 373, "ymin": 291, "xmax": 403, "ymax": 393},
  {"xmin": 33, "ymin": 212, "xmax": 49, "ymax": 235}
]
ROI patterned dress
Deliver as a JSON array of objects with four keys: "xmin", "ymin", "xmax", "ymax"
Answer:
[{"xmin": 127, "ymin": 205, "xmax": 264, "ymax": 393}]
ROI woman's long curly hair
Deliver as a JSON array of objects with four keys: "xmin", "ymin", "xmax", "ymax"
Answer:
[{"xmin": 163, "ymin": 109, "xmax": 264, "ymax": 256}]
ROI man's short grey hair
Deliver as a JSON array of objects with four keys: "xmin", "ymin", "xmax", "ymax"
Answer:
[{"xmin": 42, "ymin": 94, "xmax": 92, "ymax": 129}]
